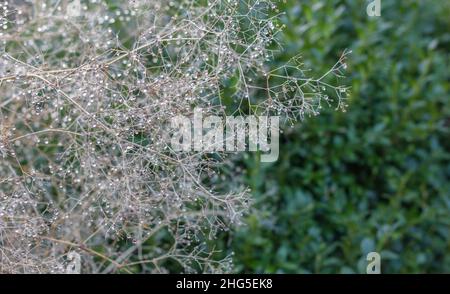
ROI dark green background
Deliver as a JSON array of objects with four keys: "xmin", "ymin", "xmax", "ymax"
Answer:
[{"xmin": 228, "ymin": 0, "xmax": 449, "ymax": 273}]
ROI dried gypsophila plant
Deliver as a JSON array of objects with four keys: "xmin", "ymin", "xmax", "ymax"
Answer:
[{"xmin": 0, "ymin": 0, "xmax": 349, "ymax": 273}]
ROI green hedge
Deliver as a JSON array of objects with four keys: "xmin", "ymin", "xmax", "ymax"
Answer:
[{"xmin": 230, "ymin": 0, "xmax": 450, "ymax": 273}]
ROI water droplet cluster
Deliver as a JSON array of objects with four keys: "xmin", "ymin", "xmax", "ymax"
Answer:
[{"xmin": 0, "ymin": 0, "xmax": 348, "ymax": 273}]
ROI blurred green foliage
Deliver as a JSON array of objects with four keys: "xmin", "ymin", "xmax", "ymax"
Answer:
[{"xmin": 230, "ymin": 0, "xmax": 450, "ymax": 273}]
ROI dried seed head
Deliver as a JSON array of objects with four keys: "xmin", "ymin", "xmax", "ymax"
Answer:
[{"xmin": 0, "ymin": 0, "xmax": 347, "ymax": 273}]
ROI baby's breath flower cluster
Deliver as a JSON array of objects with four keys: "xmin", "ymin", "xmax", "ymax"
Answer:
[{"xmin": 0, "ymin": 0, "xmax": 348, "ymax": 273}]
